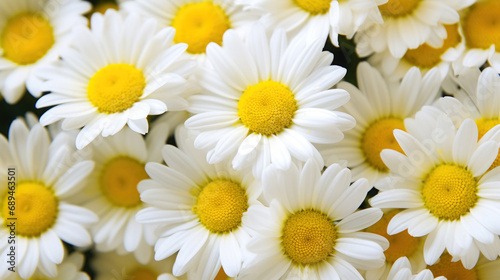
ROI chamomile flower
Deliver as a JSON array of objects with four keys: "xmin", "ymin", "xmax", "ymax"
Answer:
[
  {"xmin": 136, "ymin": 125, "xmax": 262, "ymax": 279},
  {"xmin": 6, "ymin": 252, "xmax": 90, "ymax": 280},
  {"xmin": 364, "ymin": 209, "xmax": 426, "ymax": 280},
  {"xmin": 370, "ymin": 111, "xmax": 500, "ymax": 269},
  {"xmin": 0, "ymin": 119, "xmax": 97, "ymax": 279},
  {"xmin": 35, "ymin": 10, "xmax": 196, "ymax": 149},
  {"xmin": 238, "ymin": 0, "xmax": 385, "ymax": 45},
  {"xmin": 81, "ymin": 113, "xmax": 181, "ymax": 264},
  {"xmin": 317, "ymin": 62, "xmax": 442, "ymax": 185},
  {"xmin": 0, "ymin": 0, "xmax": 90, "ymax": 104},
  {"xmin": 387, "ymin": 257, "xmax": 445, "ymax": 280},
  {"xmin": 185, "ymin": 24, "xmax": 355, "ymax": 178},
  {"xmin": 91, "ymin": 251, "xmax": 179, "ymax": 280},
  {"xmin": 428, "ymin": 253, "xmax": 500, "ymax": 279},
  {"xmin": 239, "ymin": 161, "xmax": 386, "ymax": 279},
  {"xmin": 369, "ymin": 23, "xmax": 465, "ymax": 81},
  {"xmin": 355, "ymin": 0, "xmax": 468, "ymax": 58},
  {"xmin": 122, "ymin": 0, "xmax": 257, "ymax": 61},
  {"xmin": 460, "ymin": 0, "xmax": 500, "ymax": 73}
]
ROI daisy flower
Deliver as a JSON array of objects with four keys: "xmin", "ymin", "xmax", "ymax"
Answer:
[
  {"xmin": 435, "ymin": 67, "xmax": 500, "ymax": 170},
  {"xmin": 355, "ymin": 0, "xmax": 468, "ymax": 58},
  {"xmin": 35, "ymin": 10, "xmax": 196, "ymax": 149},
  {"xmin": 238, "ymin": 0, "xmax": 386, "ymax": 46},
  {"xmin": 460, "ymin": 0, "xmax": 500, "ymax": 73},
  {"xmin": 364, "ymin": 209, "xmax": 426, "ymax": 280},
  {"xmin": 317, "ymin": 62, "xmax": 442, "ymax": 185},
  {"xmin": 369, "ymin": 23, "xmax": 465, "ymax": 81},
  {"xmin": 0, "ymin": 119, "xmax": 97, "ymax": 279},
  {"xmin": 81, "ymin": 112, "xmax": 183, "ymax": 264},
  {"xmin": 427, "ymin": 252, "xmax": 500, "ymax": 279},
  {"xmin": 387, "ymin": 257, "xmax": 445, "ymax": 280},
  {"xmin": 185, "ymin": 24, "xmax": 355, "ymax": 178},
  {"xmin": 6, "ymin": 252, "xmax": 90, "ymax": 280},
  {"xmin": 0, "ymin": 0, "xmax": 90, "ymax": 104},
  {"xmin": 239, "ymin": 160, "xmax": 386, "ymax": 279},
  {"xmin": 91, "ymin": 251, "xmax": 178, "ymax": 280},
  {"xmin": 122, "ymin": 0, "xmax": 258, "ymax": 61},
  {"xmin": 136, "ymin": 125, "xmax": 262, "ymax": 279},
  {"xmin": 370, "ymin": 111, "xmax": 500, "ymax": 269}
]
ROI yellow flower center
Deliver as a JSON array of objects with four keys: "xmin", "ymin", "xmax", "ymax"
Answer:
[
  {"xmin": 293, "ymin": 0, "xmax": 331, "ymax": 15},
  {"xmin": 126, "ymin": 267, "xmax": 158, "ymax": 280},
  {"xmin": 2, "ymin": 182, "xmax": 58, "ymax": 237},
  {"xmin": 379, "ymin": 0, "xmax": 422, "ymax": 18},
  {"xmin": 87, "ymin": 64, "xmax": 146, "ymax": 114},
  {"xmin": 422, "ymin": 165, "xmax": 478, "ymax": 221},
  {"xmin": 1, "ymin": 12, "xmax": 55, "ymax": 65},
  {"xmin": 476, "ymin": 118, "xmax": 500, "ymax": 171},
  {"xmin": 100, "ymin": 156, "xmax": 148, "ymax": 208},
  {"xmin": 171, "ymin": 1, "xmax": 230, "ymax": 54},
  {"xmin": 463, "ymin": 0, "xmax": 500, "ymax": 51},
  {"xmin": 281, "ymin": 209, "xmax": 337, "ymax": 265},
  {"xmin": 193, "ymin": 179, "xmax": 248, "ymax": 233},
  {"xmin": 428, "ymin": 253, "xmax": 478, "ymax": 280},
  {"xmin": 361, "ymin": 118, "xmax": 406, "ymax": 172},
  {"xmin": 404, "ymin": 24, "xmax": 462, "ymax": 68},
  {"xmin": 214, "ymin": 268, "xmax": 229, "ymax": 280},
  {"xmin": 365, "ymin": 210, "xmax": 420, "ymax": 262},
  {"xmin": 238, "ymin": 81, "xmax": 297, "ymax": 136}
]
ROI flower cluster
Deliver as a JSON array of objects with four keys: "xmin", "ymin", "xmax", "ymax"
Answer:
[{"xmin": 1, "ymin": 0, "xmax": 500, "ymax": 279}]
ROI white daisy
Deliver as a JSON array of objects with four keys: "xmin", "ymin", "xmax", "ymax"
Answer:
[
  {"xmin": 0, "ymin": 119, "xmax": 97, "ymax": 279},
  {"xmin": 6, "ymin": 252, "xmax": 90, "ymax": 280},
  {"xmin": 460, "ymin": 0, "xmax": 500, "ymax": 73},
  {"xmin": 239, "ymin": 160, "xmax": 386, "ymax": 279},
  {"xmin": 369, "ymin": 23, "xmax": 465, "ymax": 81},
  {"xmin": 136, "ymin": 125, "xmax": 262, "ymax": 279},
  {"xmin": 238, "ymin": 0, "xmax": 385, "ymax": 46},
  {"xmin": 81, "ymin": 112, "xmax": 184, "ymax": 264},
  {"xmin": 122, "ymin": 0, "xmax": 258, "ymax": 61},
  {"xmin": 355, "ymin": 0, "xmax": 469, "ymax": 58},
  {"xmin": 426, "ymin": 252, "xmax": 500, "ymax": 279},
  {"xmin": 387, "ymin": 257, "xmax": 445, "ymax": 280},
  {"xmin": 434, "ymin": 67, "xmax": 500, "ymax": 170},
  {"xmin": 185, "ymin": 24, "xmax": 355, "ymax": 178},
  {"xmin": 363, "ymin": 209, "xmax": 426, "ymax": 280},
  {"xmin": 91, "ymin": 251, "xmax": 179, "ymax": 280},
  {"xmin": 35, "ymin": 10, "xmax": 196, "ymax": 149},
  {"xmin": 317, "ymin": 62, "xmax": 442, "ymax": 185},
  {"xmin": 370, "ymin": 111, "xmax": 500, "ymax": 269},
  {"xmin": 0, "ymin": 0, "xmax": 90, "ymax": 104}
]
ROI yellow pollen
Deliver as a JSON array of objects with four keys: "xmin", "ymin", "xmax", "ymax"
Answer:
[
  {"xmin": 404, "ymin": 24, "xmax": 461, "ymax": 68},
  {"xmin": 293, "ymin": 0, "xmax": 331, "ymax": 15},
  {"xmin": 428, "ymin": 253, "xmax": 478, "ymax": 280},
  {"xmin": 281, "ymin": 209, "xmax": 337, "ymax": 265},
  {"xmin": 193, "ymin": 179, "xmax": 248, "ymax": 233},
  {"xmin": 171, "ymin": 1, "xmax": 230, "ymax": 54},
  {"xmin": 87, "ymin": 64, "xmax": 146, "ymax": 114},
  {"xmin": 379, "ymin": 0, "xmax": 422, "ymax": 18},
  {"xmin": 100, "ymin": 156, "xmax": 148, "ymax": 208},
  {"xmin": 365, "ymin": 210, "xmax": 420, "ymax": 262},
  {"xmin": 126, "ymin": 267, "xmax": 158, "ymax": 280},
  {"xmin": 1, "ymin": 12, "xmax": 55, "ymax": 65},
  {"xmin": 2, "ymin": 182, "xmax": 58, "ymax": 237},
  {"xmin": 214, "ymin": 268, "xmax": 229, "ymax": 280},
  {"xmin": 361, "ymin": 117, "xmax": 406, "ymax": 172},
  {"xmin": 463, "ymin": 0, "xmax": 500, "ymax": 51},
  {"xmin": 476, "ymin": 118, "xmax": 500, "ymax": 172},
  {"xmin": 422, "ymin": 165, "xmax": 478, "ymax": 221},
  {"xmin": 238, "ymin": 81, "xmax": 297, "ymax": 136}
]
